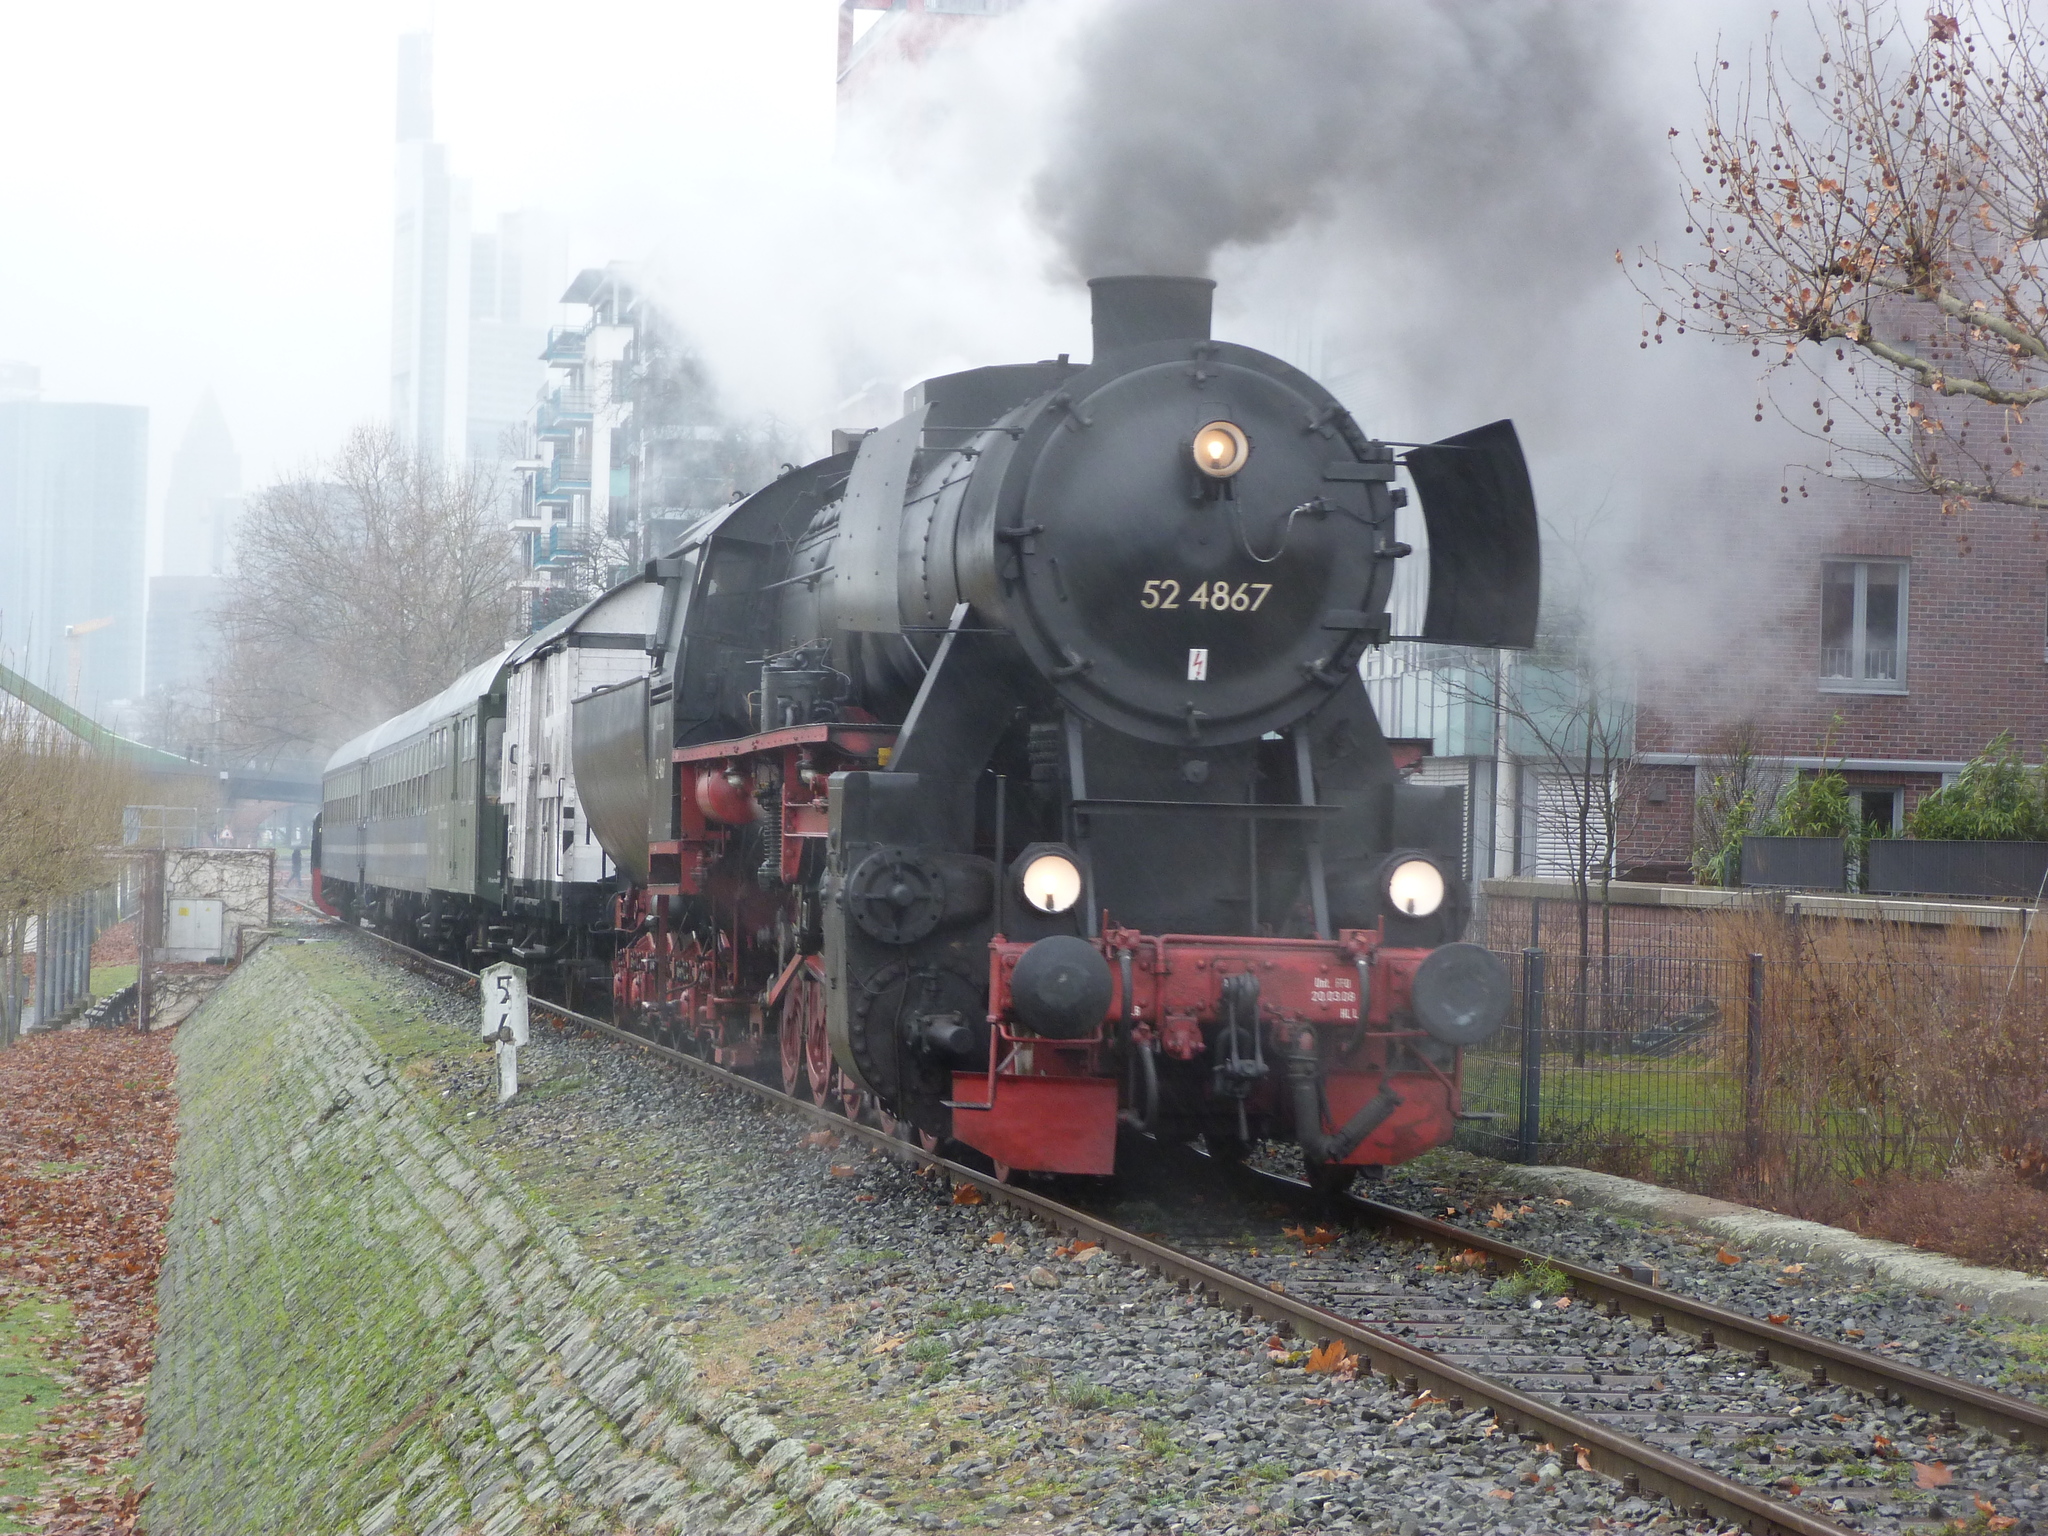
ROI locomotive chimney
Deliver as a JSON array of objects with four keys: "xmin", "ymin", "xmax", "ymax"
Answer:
[{"xmin": 1088, "ymin": 275, "xmax": 1215, "ymax": 357}]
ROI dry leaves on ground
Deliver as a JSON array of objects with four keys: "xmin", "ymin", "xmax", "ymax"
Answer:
[{"xmin": 0, "ymin": 1027, "xmax": 178, "ymax": 1534}]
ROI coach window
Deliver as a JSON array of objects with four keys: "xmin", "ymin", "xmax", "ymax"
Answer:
[{"xmin": 1819, "ymin": 559, "xmax": 1908, "ymax": 693}]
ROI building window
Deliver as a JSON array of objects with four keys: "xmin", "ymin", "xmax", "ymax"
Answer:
[{"xmin": 1820, "ymin": 559, "xmax": 1907, "ymax": 692}]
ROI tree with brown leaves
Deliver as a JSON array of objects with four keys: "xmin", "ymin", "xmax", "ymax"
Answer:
[
  {"xmin": 1641, "ymin": 1, "xmax": 2048, "ymax": 514},
  {"xmin": 215, "ymin": 425, "xmax": 518, "ymax": 759}
]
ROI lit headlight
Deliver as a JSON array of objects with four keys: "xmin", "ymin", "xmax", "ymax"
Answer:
[
  {"xmin": 1019, "ymin": 847, "xmax": 1083, "ymax": 914},
  {"xmin": 1191, "ymin": 420, "xmax": 1251, "ymax": 479},
  {"xmin": 1385, "ymin": 857, "xmax": 1447, "ymax": 918}
]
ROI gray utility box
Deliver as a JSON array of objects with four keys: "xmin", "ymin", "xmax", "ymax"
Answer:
[
  {"xmin": 1740, "ymin": 835, "xmax": 1846, "ymax": 891},
  {"xmin": 165, "ymin": 898, "xmax": 225, "ymax": 961}
]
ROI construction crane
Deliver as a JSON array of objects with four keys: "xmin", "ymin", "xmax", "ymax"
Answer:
[{"xmin": 63, "ymin": 616, "xmax": 113, "ymax": 707}]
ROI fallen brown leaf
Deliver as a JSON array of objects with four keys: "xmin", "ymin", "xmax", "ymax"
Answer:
[
  {"xmin": 1486, "ymin": 1489, "xmax": 1514, "ymax": 1501},
  {"xmin": 1575, "ymin": 1446, "xmax": 1593, "ymax": 1471},
  {"xmin": 1715, "ymin": 1248, "xmax": 1743, "ymax": 1265},
  {"xmin": 827, "ymin": 1164, "xmax": 857, "ymax": 1177},
  {"xmin": 1303, "ymin": 1340, "xmax": 1350, "ymax": 1374},
  {"xmin": 1767, "ymin": 1313, "xmax": 1791, "ymax": 1324},
  {"xmin": 1913, "ymin": 1461, "xmax": 1952, "ymax": 1489},
  {"xmin": 950, "ymin": 1184, "xmax": 983, "ymax": 1205}
]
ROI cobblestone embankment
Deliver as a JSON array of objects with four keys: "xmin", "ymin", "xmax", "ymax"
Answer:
[{"xmin": 141, "ymin": 935, "xmax": 902, "ymax": 1536}]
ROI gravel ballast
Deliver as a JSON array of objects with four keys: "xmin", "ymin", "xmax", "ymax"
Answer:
[
  {"xmin": 332, "ymin": 931, "xmax": 1762, "ymax": 1535},
  {"xmin": 286, "ymin": 928, "xmax": 2048, "ymax": 1534}
]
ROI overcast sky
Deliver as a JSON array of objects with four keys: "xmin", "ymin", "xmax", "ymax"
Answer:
[
  {"xmin": 1, "ymin": 0, "xmax": 1783, "ymax": 580},
  {"xmin": 0, "ymin": 0, "xmax": 843, "ymax": 567}
]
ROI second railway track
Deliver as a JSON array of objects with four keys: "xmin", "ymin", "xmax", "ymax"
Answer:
[{"xmin": 334, "ymin": 918, "xmax": 2048, "ymax": 1536}]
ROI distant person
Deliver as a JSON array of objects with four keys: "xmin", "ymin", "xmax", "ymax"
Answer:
[{"xmin": 291, "ymin": 845, "xmax": 302, "ymax": 884}]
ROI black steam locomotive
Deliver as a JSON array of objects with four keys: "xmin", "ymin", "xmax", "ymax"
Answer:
[{"xmin": 321, "ymin": 274, "xmax": 1540, "ymax": 1186}]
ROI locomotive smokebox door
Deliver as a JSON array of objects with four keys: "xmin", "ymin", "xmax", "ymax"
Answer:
[{"xmin": 1402, "ymin": 419, "xmax": 1542, "ymax": 650}]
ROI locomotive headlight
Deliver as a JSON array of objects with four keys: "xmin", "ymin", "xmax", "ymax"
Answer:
[
  {"xmin": 1385, "ymin": 856, "xmax": 1447, "ymax": 918},
  {"xmin": 1016, "ymin": 844, "xmax": 1084, "ymax": 915},
  {"xmin": 1191, "ymin": 420, "xmax": 1251, "ymax": 479}
]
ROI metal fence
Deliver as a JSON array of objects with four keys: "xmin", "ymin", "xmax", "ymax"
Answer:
[
  {"xmin": 1458, "ymin": 948, "xmax": 1752, "ymax": 1174},
  {"xmin": 1455, "ymin": 942, "xmax": 2048, "ymax": 1189}
]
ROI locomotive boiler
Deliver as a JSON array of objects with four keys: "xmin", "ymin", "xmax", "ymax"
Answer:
[{"xmin": 321, "ymin": 274, "xmax": 1541, "ymax": 1189}]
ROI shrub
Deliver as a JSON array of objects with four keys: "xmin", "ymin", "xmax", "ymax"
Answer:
[{"xmin": 1907, "ymin": 732, "xmax": 2048, "ymax": 841}]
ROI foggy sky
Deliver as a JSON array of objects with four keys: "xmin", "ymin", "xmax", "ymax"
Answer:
[{"xmin": 2, "ymin": 0, "xmax": 1792, "ymax": 624}]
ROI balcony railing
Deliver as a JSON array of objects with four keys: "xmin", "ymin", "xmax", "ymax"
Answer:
[
  {"xmin": 532, "ymin": 523, "xmax": 596, "ymax": 569},
  {"xmin": 543, "ymin": 457, "xmax": 591, "ymax": 495},
  {"xmin": 542, "ymin": 327, "xmax": 587, "ymax": 363},
  {"xmin": 535, "ymin": 387, "xmax": 594, "ymax": 440},
  {"xmin": 1821, "ymin": 645, "xmax": 1898, "ymax": 682}
]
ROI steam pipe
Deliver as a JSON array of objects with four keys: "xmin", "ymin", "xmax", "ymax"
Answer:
[{"xmin": 1286, "ymin": 1034, "xmax": 1403, "ymax": 1165}]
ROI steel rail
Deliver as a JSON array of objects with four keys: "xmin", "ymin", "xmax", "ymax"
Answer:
[
  {"xmin": 338, "ymin": 923, "xmax": 1866, "ymax": 1535},
  {"xmin": 1289, "ymin": 1179, "xmax": 2048, "ymax": 1456}
]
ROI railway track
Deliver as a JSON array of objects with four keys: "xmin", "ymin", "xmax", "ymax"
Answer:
[{"xmin": 327, "ymin": 918, "xmax": 2048, "ymax": 1536}]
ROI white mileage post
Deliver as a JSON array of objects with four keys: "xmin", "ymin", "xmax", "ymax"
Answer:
[{"xmin": 479, "ymin": 961, "xmax": 530, "ymax": 1103}]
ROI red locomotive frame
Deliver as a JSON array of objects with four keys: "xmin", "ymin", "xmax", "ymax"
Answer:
[{"xmin": 607, "ymin": 720, "xmax": 1464, "ymax": 1175}]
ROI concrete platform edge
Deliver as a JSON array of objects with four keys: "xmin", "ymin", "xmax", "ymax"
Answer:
[{"xmin": 1465, "ymin": 1158, "xmax": 2048, "ymax": 1325}]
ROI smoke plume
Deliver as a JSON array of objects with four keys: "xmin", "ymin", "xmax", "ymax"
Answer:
[{"xmin": 1031, "ymin": 0, "xmax": 1655, "ymax": 287}]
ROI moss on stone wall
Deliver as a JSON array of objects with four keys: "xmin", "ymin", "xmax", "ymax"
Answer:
[{"xmin": 141, "ymin": 937, "xmax": 898, "ymax": 1536}]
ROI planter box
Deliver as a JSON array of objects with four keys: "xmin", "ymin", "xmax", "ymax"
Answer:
[
  {"xmin": 1740, "ymin": 836, "xmax": 1846, "ymax": 891},
  {"xmin": 1865, "ymin": 839, "xmax": 2048, "ymax": 901}
]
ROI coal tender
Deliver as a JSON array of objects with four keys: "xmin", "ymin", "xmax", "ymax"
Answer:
[{"xmin": 570, "ymin": 275, "xmax": 1539, "ymax": 1186}]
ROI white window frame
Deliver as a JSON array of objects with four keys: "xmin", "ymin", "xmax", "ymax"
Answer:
[{"xmin": 1818, "ymin": 558, "xmax": 1909, "ymax": 695}]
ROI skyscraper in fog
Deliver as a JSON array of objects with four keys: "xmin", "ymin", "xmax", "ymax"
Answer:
[
  {"xmin": 389, "ymin": 34, "xmax": 565, "ymax": 466},
  {"xmin": 391, "ymin": 33, "xmax": 471, "ymax": 462},
  {"xmin": 469, "ymin": 210, "xmax": 568, "ymax": 464},
  {"xmin": 0, "ymin": 368, "xmax": 147, "ymax": 709},
  {"xmin": 146, "ymin": 393, "xmax": 241, "ymax": 705}
]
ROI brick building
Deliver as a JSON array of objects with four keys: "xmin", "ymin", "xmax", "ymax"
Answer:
[
  {"xmin": 1618, "ymin": 447, "xmax": 2048, "ymax": 874},
  {"xmin": 1366, "ymin": 363, "xmax": 2048, "ymax": 884}
]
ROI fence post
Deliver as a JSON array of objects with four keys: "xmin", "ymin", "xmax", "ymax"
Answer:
[
  {"xmin": 1518, "ymin": 947, "xmax": 1544, "ymax": 1163},
  {"xmin": 1743, "ymin": 951, "xmax": 1765, "ymax": 1168},
  {"xmin": 138, "ymin": 852, "xmax": 161, "ymax": 1034}
]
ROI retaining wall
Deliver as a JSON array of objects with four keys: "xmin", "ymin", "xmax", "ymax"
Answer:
[{"xmin": 142, "ymin": 937, "xmax": 900, "ymax": 1536}]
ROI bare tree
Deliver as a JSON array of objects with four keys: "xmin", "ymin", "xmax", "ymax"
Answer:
[
  {"xmin": 216, "ymin": 425, "xmax": 518, "ymax": 758},
  {"xmin": 0, "ymin": 711, "xmax": 139, "ymax": 1043},
  {"xmin": 1691, "ymin": 721, "xmax": 1793, "ymax": 886},
  {"xmin": 1640, "ymin": 1, "xmax": 2048, "ymax": 514}
]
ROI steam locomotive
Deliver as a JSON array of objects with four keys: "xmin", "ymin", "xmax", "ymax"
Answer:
[{"xmin": 317, "ymin": 275, "xmax": 1541, "ymax": 1187}]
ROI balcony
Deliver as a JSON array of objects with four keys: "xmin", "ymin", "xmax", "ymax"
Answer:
[
  {"xmin": 532, "ymin": 523, "xmax": 596, "ymax": 570},
  {"xmin": 542, "ymin": 327, "xmax": 587, "ymax": 363},
  {"xmin": 535, "ymin": 388, "xmax": 593, "ymax": 440},
  {"xmin": 535, "ymin": 456, "xmax": 591, "ymax": 506}
]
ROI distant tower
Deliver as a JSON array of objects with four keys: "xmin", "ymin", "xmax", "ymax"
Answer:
[
  {"xmin": 0, "ymin": 378, "xmax": 147, "ymax": 707},
  {"xmin": 160, "ymin": 390, "xmax": 240, "ymax": 578},
  {"xmin": 145, "ymin": 393, "xmax": 240, "ymax": 709},
  {"xmin": 468, "ymin": 209, "xmax": 569, "ymax": 464},
  {"xmin": 390, "ymin": 33, "xmax": 472, "ymax": 461}
]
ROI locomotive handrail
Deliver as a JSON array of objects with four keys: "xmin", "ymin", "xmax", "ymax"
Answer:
[{"xmin": 1070, "ymin": 798, "xmax": 1340, "ymax": 819}]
